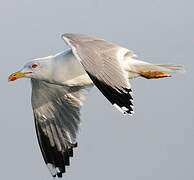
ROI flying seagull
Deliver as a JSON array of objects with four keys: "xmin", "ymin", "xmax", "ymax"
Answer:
[{"xmin": 8, "ymin": 33, "xmax": 184, "ymax": 177}]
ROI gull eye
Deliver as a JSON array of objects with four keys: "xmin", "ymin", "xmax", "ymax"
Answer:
[{"xmin": 31, "ymin": 64, "xmax": 38, "ymax": 68}]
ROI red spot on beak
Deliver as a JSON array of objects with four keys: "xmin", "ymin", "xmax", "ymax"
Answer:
[{"xmin": 10, "ymin": 77, "xmax": 17, "ymax": 81}]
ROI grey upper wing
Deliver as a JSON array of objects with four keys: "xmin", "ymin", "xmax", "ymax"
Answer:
[
  {"xmin": 31, "ymin": 79, "xmax": 90, "ymax": 177},
  {"xmin": 62, "ymin": 33, "xmax": 133, "ymax": 114}
]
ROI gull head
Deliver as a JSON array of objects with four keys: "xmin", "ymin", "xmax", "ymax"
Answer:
[{"xmin": 8, "ymin": 59, "xmax": 51, "ymax": 82}]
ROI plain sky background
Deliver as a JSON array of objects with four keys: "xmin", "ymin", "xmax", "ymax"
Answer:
[{"xmin": 0, "ymin": 0, "xmax": 193, "ymax": 179}]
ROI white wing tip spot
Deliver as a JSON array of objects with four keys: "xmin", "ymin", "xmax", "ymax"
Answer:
[
  {"xmin": 113, "ymin": 103, "xmax": 125, "ymax": 114},
  {"xmin": 121, "ymin": 106, "xmax": 128, "ymax": 111},
  {"xmin": 47, "ymin": 163, "xmax": 57, "ymax": 177},
  {"xmin": 113, "ymin": 104, "xmax": 134, "ymax": 115}
]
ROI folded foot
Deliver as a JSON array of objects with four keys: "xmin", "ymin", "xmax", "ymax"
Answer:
[{"xmin": 140, "ymin": 71, "xmax": 171, "ymax": 79}]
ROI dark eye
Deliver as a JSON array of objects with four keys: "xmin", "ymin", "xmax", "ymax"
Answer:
[{"xmin": 31, "ymin": 64, "xmax": 38, "ymax": 68}]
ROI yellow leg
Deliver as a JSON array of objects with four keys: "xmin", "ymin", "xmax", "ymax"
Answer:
[{"xmin": 140, "ymin": 71, "xmax": 171, "ymax": 79}]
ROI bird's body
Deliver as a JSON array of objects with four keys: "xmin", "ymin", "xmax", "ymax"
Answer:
[
  {"xmin": 36, "ymin": 49, "xmax": 93, "ymax": 87},
  {"xmin": 29, "ymin": 48, "xmax": 182, "ymax": 87},
  {"xmin": 9, "ymin": 34, "xmax": 184, "ymax": 177}
]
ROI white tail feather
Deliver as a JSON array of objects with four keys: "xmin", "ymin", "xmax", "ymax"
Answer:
[
  {"xmin": 124, "ymin": 58, "xmax": 184, "ymax": 79},
  {"xmin": 155, "ymin": 64, "xmax": 185, "ymax": 74}
]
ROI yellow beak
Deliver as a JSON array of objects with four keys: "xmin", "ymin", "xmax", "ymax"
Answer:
[{"xmin": 8, "ymin": 72, "xmax": 30, "ymax": 82}]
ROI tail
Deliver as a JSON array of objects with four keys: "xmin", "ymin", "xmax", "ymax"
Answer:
[
  {"xmin": 124, "ymin": 58, "xmax": 185, "ymax": 79},
  {"xmin": 144, "ymin": 64, "xmax": 184, "ymax": 74}
]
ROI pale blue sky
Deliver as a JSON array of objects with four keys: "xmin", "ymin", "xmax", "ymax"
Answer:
[{"xmin": 1, "ymin": 0, "xmax": 193, "ymax": 179}]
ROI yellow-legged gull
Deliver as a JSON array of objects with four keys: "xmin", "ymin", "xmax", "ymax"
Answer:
[{"xmin": 8, "ymin": 33, "xmax": 184, "ymax": 177}]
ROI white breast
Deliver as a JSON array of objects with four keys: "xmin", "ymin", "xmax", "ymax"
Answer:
[{"xmin": 51, "ymin": 50, "xmax": 93, "ymax": 86}]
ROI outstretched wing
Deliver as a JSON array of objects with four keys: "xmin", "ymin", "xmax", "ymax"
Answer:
[
  {"xmin": 62, "ymin": 33, "xmax": 133, "ymax": 114},
  {"xmin": 31, "ymin": 79, "xmax": 90, "ymax": 177}
]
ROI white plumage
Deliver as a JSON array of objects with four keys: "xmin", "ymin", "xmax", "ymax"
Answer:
[{"xmin": 8, "ymin": 33, "xmax": 184, "ymax": 177}]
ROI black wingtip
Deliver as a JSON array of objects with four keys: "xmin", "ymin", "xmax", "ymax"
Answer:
[
  {"xmin": 57, "ymin": 172, "xmax": 63, "ymax": 178},
  {"xmin": 86, "ymin": 72, "xmax": 134, "ymax": 114},
  {"xmin": 35, "ymin": 123, "xmax": 78, "ymax": 178}
]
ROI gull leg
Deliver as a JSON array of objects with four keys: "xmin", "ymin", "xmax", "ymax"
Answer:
[{"xmin": 140, "ymin": 71, "xmax": 171, "ymax": 79}]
